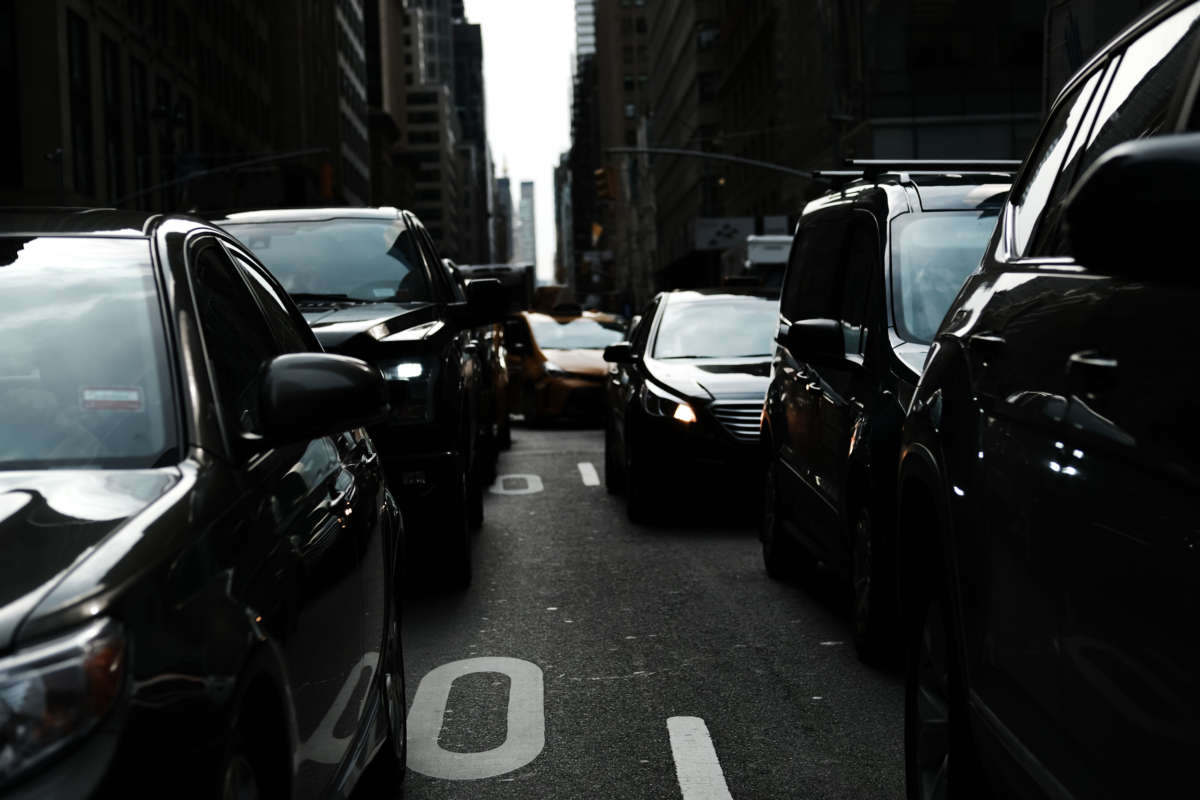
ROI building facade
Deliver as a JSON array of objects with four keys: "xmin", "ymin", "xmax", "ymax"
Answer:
[
  {"xmin": 493, "ymin": 174, "xmax": 513, "ymax": 264},
  {"xmin": 514, "ymin": 180, "xmax": 536, "ymax": 266},
  {"xmin": 454, "ymin": 19, "xmax": 492, "ymax": 264}
]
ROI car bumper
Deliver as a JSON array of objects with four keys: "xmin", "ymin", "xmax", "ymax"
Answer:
[
  {"xmin": 537, "ymin": 376, "xmax": 606, "ymax": 420},
  {"xmin": 633, "ymin": 410, "xmax": 764, "ymax": 485}
]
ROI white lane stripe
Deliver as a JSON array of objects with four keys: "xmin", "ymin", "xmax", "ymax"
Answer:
[
  {"xmin": 667, "ymin": 717, "xmax": 734, "ymax": 800},
  {"xmin": 577, "ymin": 462, "xmax": 600, "ymax": 486}
]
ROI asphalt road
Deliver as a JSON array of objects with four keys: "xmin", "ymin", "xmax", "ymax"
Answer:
[{"xmin": 384, "ymin": 425, "xmax": 904, "ymax": 799}]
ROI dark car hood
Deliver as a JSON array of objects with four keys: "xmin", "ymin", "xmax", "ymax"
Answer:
[
  {"xmin": 644, "ymin": 357, "xmax": 771, "ymax": 399},
  {"xmin": 0, "ymin": 470, "xmax": 178, "ymax": 651},
  {"xmin": 300, "ymin": 301, "xmax": 438, "ymax": 349}
]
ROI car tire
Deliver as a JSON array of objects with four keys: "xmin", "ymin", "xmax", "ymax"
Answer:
[
  {"xmin": 761, "ymin": 461, "xmax": 804, "ymax": 580},
  {"xmin": 438, "ymin": 460, "xmax": 473, "ymax": 590},
  {"xmin": 625, "ymin": 432, "xmax": 654, "ymax": 523},
  {"xmin": 361, "ymin": 610, "xmax": 407, "ymax": 791},
  {"xmin": 604, "ymin": 420, "xmax": 624, "ymax": 495},
  {"xmin": 904, "ymin": 564, "xmax": 985, "ymax": 800},
  {"xmin": 851, "ymin": 502, "xmax": 897, "ymax": 665}
]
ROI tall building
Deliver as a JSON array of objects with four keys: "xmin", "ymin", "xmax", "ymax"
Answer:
[
  {"xmin": 514, "ymin": 181, "xmax": 536, "ymax": 266},
  {"xmin": 407, "ymin": 84, "xmax": 460, "ymax": 254},
  {"xmin": 494, "ymin": 174, "xmax": 514, "ymax": 263},
  {"xmin": 554, "ymin": 152, "xmax": 574, "ymax": 286},
  {"xmin": 567, "ymin": 0, "xmax": 600, "ymax": 295},
  {"xmin": 1, "ymin": 0, "xmax": 367, "ymax": 210},
  {"xmin": 454, "ymin": 19, "xmax": 492, "ymax": 263},
  {"xmin": 415, "ymin": 0, "xmax": 455, "ymax": 94}
]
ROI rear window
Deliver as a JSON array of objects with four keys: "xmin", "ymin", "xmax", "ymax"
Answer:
[
  {"xmin": 528, "ymin": 316, "xmax": 626, "ymax": 350},
  {"xmin": 0, "ymin": 237, "xmax": 175, "ymax": 469},
  {"xmin": 223, "ymin": 218, "xmax": 433, "ymax": 304}
]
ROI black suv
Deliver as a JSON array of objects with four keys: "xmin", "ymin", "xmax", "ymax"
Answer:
[
  {"xmin": 898, "ymin": 2, "xmax": 1200, "ymax": 797},
  {"xmin": 217, "ymin": 208, "xmax": 505, "ymax": 588},
  {"xmin": 762, "ymin": 166, "xmax": 1013, "ymax": 661}
]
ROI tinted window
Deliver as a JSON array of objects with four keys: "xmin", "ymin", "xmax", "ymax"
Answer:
[
  {"xmin": 892, "ymin": 210, "xmax": 1000, "ymax": 344},
  {"xmin": 1011, "ymin": 69, "xmax": 1102, "ymax": 255},
  {"xmin": 528, "ymin": 315, "xmax": 626, "ymax": 350},
  {"xmin": 780, "ymin": 210, "xmax": 849, "ymax": 322},
  {"xmin": 226, "ymin": 247, "xmax": 314, "ymax": 354},
  {"xmin": 190, "ymin": 240, "xmax": 279, "ymax": 438},
  {"xmin": 653, "ymin": 297, "xmax": 779, "ymax": 359},
  {"xmin": 0, "ymin": 237, "xmax": 173, "ymax": 469},
  {"xmin": 840, "ymin": 218, "xmax": 878, "ymax": 356},
  {"xmin": 223, "ymin": 218, "xmax": 433, "ymax": 303}
]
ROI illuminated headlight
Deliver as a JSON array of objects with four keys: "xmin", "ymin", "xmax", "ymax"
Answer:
[
  {"xmin": 379, "ymin": 360, "xmax": 425, "ymax": 381},
  {"xmin": 543, "ymin": 361, "xmax": 567, "ymax": 376},
  {"xmin": 641, "ymin": 381, "xmax": 697, "ymax": 424},
  {"xmin": 0, "ymin": 619, "xmax": 126, "ymax": 789}
]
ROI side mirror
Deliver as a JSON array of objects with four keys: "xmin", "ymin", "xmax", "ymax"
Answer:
[
  {"xmin": 780, "ymin": 319, "xmax": 843, "ymax": 365},
  {"xmin": 257, "ymin": 353, "xmax": 388, "ymax": 445},
  {"xmin": 603, "ymin": 342, "xmax": 635, "ymax": 364},
  {"xmin": 1065, "ymin": 132, "xmax": 1200, "ymax": 279},
  {"xmin": 462, "ymin": 278, "xmax": 508, "ymax": 326}
]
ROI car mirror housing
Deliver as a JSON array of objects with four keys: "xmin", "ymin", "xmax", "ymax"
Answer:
[
  {"xmin": 603, "ymin": 342, "xmax": 635, "ymax": 364},
  {"xmin": 784, "ymin": 319, "xmax": 843, "ymax": 365},
  {"xmin": 1065, "ymin": 132, "xmax": 1200, "ymax": 280},
  {"xmin": 461, "ymin": 278, "xmax": 508, "ymax": 327},
  {"xmin": 257, "ymin": 353, "xmax": 388, "ymax": 445}
]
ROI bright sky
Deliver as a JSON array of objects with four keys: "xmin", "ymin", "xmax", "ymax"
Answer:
[{"xmin": 464, "ymin": 0, "xmax": 574, "ymax": 283}]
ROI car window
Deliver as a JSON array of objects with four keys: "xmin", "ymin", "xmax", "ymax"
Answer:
[
  {"xmin": 0, "ymin": 236, "xmax": 174, "ymax": 469},
  {"xmin": 780, "ymin": 209, "xmax": 849, "ymax": 322},
  {"xmin": 1031, "ymin": 5, "xmax": 1200, "ymax": 256},
  {"xmin": 189, "ymin": 238, "xmax": 281, "ymax": 440},
  {"xmin": 891, "ymin": 210, "xmax": 1000, "ymax": 344},
  {"xmin": 839, "ymin": 217, "xmax": 878, "ymax": 357},
  {"xmin": 223, "ymin": 218, "xmax": 433, "ymax": 304},
  {"xmin": 652, "ymin": 297, "xmax": 779, "ymax": 359},
  {"xmin": 224, "ymin": 246, "xmax": 315, "ymax": 354},
  {"xmin": 528, "ymin": 315, "xmax": 626, "ymax": 350},
  {"xmin": 1010, "ymin": 68, "xmax": 1103, "ymax": 256}
]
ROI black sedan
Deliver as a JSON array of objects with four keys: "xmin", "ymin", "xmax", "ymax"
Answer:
[
  {"xmin": 0, "ymin": 210, "xmax": 406, "ymax": 798},
  {"xmin": 603, "ymin": 290, "xmax": 778, "ymax": 522}
]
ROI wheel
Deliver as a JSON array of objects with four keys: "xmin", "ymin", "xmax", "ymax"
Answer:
[
  {"xmin": 851, "ymin": 501, "xmax": 897, "ymax": 664},
  {"xmin": 436, "ymin": 460, "xmax": 472, "ymax": 590},
  {"xmin": 604, "ymin": 419, "xmax": 624, "ymax": 495},
  {"xmin": 624, "ymin": 431, "xmax": 654, "ymax": 523},
  {"xmin": 522, "ymin": 382, "xmax": 540, "ymax": 426},
  {"xmin": 466, "ymin": 457, "xmax": 485, "ymax": 531},
  {"xmin": 362, "ymin": 610, "xmax": 407, "ymax": 791},
  {"xmin": 904, "ymin": 567, "xmax": 984, "ymax": 800},
  {"xmin": 761, "ymin": 461, "xmax": 803, "ymax": 580}
]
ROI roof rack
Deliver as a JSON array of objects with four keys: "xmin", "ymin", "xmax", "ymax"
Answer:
[{"xmin": 847, "ymin": 159, "xmax": 1021, "ymax": 178}]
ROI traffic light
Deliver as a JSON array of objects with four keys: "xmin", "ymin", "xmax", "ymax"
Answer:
[{"xmin": 593, "ymin": 167, "xmax": 619, "ymax": 202}]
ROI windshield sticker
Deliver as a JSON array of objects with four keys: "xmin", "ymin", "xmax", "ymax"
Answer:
[{"xmin": 80, "ymin": 387, "xmax": 143, "ymax": 411}]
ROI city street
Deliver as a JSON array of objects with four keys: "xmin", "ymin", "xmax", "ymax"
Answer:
[{"xmin": 396, "ymin": 427, "xmax": 904, "ymax": 799}]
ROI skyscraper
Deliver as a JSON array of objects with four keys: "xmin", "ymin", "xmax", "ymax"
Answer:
[{"xmin": 514, "ymin": 181, "xmax": 537, "ymax": 266}]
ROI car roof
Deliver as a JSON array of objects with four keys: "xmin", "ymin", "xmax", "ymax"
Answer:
[
  {"xmin": 664, "ymin": 288, "xmax": 778, "ymax": 303},
  {"xmin": 804, "ymin": 171, "xmax": 1012, "ymax": 216},
  {"xmin": 213, "ymin": 207, "xmax": 403, "ymax": 225},
  {"xmin": 0, "ymin": 208, "xmax": 167, "ymax": 237}
]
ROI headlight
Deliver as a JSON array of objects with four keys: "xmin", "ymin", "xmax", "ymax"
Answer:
[
  {"xmin": 0, "ymin": 619, "xmax": 126, "ymax": 789},
  {"xmin": 543, "ymin": 361, "xmax": 567, "ymax": 376},
  {"xmin": 379, "ymin": 360, "xmax": 424, "ymax": 381},
  {"xmin": 377, "ymin": 358, "xmax": 434, "ymax": 424},
  {"xmin": 640, "ymin": 381, "xmax": 697, "ymax": 424}
]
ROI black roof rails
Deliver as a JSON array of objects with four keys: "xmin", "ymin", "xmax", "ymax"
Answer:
[{"xmin": 847, "ymin": 159, "xmax": 1021, "ymax": 179}]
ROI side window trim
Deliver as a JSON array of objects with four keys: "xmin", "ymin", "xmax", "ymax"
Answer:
[{"xmin": 220, "ymin": 239, "xmax": 321, "ymax": 352}]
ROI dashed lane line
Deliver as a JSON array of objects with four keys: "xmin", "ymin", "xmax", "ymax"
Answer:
[
  {"xmin": 668, "ymin": 717, "xmax": 734, "ymax": 800},
  {"xmin": 577, "ymin": 462, "xmax": 601, "ymax": 486}
]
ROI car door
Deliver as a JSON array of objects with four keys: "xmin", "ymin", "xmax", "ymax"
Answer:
[
  {"xmin": 188, "ymin": 237, "xmax": 366, "ymax": 799},
  {"xmin": 1010, "ymin": 8, "xmax": 1200, "ymax": 793},
  {"xmin": 773, "ymin": 205, "xmax": 851, "ymax": 556},
  {"xmin": 810, "ymin": 210, "xmax": 880, "ymax": 566}
]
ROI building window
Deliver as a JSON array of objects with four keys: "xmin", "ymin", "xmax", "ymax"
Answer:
[
  {"xmin": 67, "ymin": 10, "xmax": 94, "ymax": 197},
  {"xmin": 624, "ymin": 103, "xmax": 636, "ymax": 119},
  {"xmin": 623, "ymin": 73, "xmax": 634, "ymax": 91}
]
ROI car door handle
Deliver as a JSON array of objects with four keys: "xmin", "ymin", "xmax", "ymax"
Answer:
[
  {"xmin": 1067, "ymin": 350, "xmax": 1118, "ymax": 398},
  {"xmin": 968, "ymin": 333, "xmax": 1006, "ymax": 361}
]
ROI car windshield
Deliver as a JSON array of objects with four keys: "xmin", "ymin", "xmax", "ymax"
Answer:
[
  {"xmin": 653, "ymin": 297, "xmax": 778, "ymax": 359},
  {"xmin": 222, "ymin": 218, "xmax": 433, "ymax": 303},
  {"xmin": 528, "ymin": 315, "xmax": 626, "ymax": 350},
  {"xmin": 891, "ymin": 210, "xmax": 1000, "ymax": 344},
  {"xmin": 0, "ymin": 237, "xmax": 174, "ymax": 470}
]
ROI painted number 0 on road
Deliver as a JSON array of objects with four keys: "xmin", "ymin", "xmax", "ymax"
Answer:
[{"xmin": 406, "ymin": 657, "xmax": 545, "ymax": 780}]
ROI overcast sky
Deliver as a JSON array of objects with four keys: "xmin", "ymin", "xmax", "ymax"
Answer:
[{"xmin": 463, "ymin": 0, "xmax": 574, "ymax": 283}]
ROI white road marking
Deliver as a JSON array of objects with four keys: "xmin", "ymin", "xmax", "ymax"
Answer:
[
  {"xmin": 489, "ymin": 474, "xmax": 545, "ymax": 495},
  {"xmin": 577, "ymin": 462, "xmax": 600, "ymax": 486},
  {"xmin": 667, "ymin": 717, "xmax": 734, "ymax": 800},
  {"xmin": 407, "ymin": 657, "xmax": 545, "ymax": 780}
]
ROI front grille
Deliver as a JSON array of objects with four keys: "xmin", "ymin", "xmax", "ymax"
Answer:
[{"xmin": 709, "ymin": 400, "xmax": 763, "ymax": 443}]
